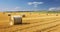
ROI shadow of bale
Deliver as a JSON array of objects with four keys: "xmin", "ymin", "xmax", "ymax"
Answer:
[
  {"xmin": 14, "ymin": 23, "xmax": 30, "ymax": 25},
  {"xmin": 21, "ymin": 23, "xmax": 30, "ymax": 25},
  {"xmin": 34, "ymin": 30, "xmax": 42, "ymax": 32}
]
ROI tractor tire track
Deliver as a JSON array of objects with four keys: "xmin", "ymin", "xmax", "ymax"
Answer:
[{"xmin": 13, "ymin": 19, "xmax": 60, "ymax": 32}]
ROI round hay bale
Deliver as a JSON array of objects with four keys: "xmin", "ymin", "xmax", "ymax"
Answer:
[
  {"xmin": 3, "ymin": 12, "xmax": 5, "ymax": 14},
  {"xmin": 56, "ymin": 14, "xmax": 58, "ymax": 16},
  {"xmin": 22, "ymin": 14, "xmax": 25, "ymax": 17},
  {"xmin": 8, "ymin": 13, "xmax": 11, "ymax": 16},
  {"xmin": 11, "ymin": 15, "xmax": 22, "ymax": 25},
  {"xmin": 13, "ymin": 16, "xmax": 22, "ymax": 25},
  {"xmin": 46, "ymin": 14, "xmax": 48, "ymax": 16}
]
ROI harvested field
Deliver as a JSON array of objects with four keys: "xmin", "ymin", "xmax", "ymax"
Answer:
[{"xmin": 0, "ymin": 12, "xmax": 60, "ymax": 32}]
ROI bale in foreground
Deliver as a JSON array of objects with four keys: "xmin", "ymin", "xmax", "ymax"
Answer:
[{"xmin": 9, "ymin": 16, "xmax": 22, "ymax": 25}]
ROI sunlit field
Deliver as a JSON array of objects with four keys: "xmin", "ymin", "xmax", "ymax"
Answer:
[{"xmin": 0, "ymin": 12, "xmax": 60, "ymax": 32}]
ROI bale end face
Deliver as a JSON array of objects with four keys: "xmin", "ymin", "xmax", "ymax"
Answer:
[{"xmin": 9, "ymin": 21, "xmax": 14, "ymax": 26}]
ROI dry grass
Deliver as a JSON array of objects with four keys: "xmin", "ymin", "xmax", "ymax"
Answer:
[{"xmin": 0, "ymin": 12, "xmax": 60, "ymax": 32}]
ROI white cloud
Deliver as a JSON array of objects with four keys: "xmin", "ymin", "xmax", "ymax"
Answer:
[
  {"xmin": 49, "ymin": 7, "xmax": 56, "ymax": 11},
  {"xmin": 0, "ymin": 7, "xmax": 21, "ymax": 11},
  {"xmin": 14, "ymin": 7, "xmax": 20, "ymax": 9},
  {"xmin": 48, "ymin": 7, "xmax": 60, "ymax": 11},
  {"xmin": 28, "ymin": 2, "xmax": 44, "ymax": 7},
  {"xmin": 28, "ymin": 2, "xmax": 33, "ymax": 5},
  {"xmin": 0, "ymin": 7, "xmax": 33, "ymax": 11},
  {"xmin": 13, "ymin": 7, "xmax": 21, "ymax": 11},
  {"xmin": 33, "ymin": 2, "xmax": 43, "ymax": 4}
]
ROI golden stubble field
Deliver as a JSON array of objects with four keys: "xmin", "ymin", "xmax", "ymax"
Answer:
[{"xmin": 0, "ymin": 12, "xmax": 60, "ymax": 32}]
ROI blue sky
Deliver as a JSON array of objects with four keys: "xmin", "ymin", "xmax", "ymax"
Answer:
[{"xmin": 0, "ymin": 0, "xmax": 60, "ymax": 11}]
